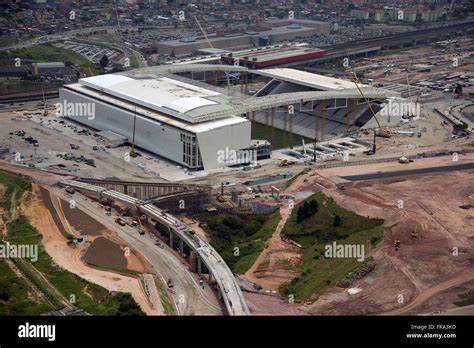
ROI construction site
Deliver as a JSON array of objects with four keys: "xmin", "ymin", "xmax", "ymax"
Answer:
[{"xmin": 1, "ymin": 34, "xmax": 473, "ymax": 318}]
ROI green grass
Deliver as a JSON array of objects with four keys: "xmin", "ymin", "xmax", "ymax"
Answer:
[
  {"xmin": 9, "ymin": 256, "xmax": 65, "ymax": 309},
  {"xmin": 0, "ymin": 259, "xmax": 52, "ymax": 315},
  {"xmin": 282, "ymin": 193, "xmax": 383, "ymax": 248},
  {"xmin": 199, "ymin": 212, "xmax": 281, "ymax": 274},
  {"xmin": 7, "ymin": 215, "xmax": 144, "ymax": 315},
  {"xmin": 154, "ymin": 277, "xmax": 176, "ymax": 316},
  {"xmin": 129, "ymin": 54, "xmax": 139, "ymax": 69},
  {"xmin": 251, "ymin": 122, "xmax": 313, "ymax": 150},
  {"xmin": 0, "ymin": 172, "xmax": 144, "ymax": 315},
  {"xmin": 279, "ymin": 192, "xmax": 384, "ymax": 300},
  {"xmin": 0, "ymin": 36, "xmax": 34, "ymax": 48},
  {"xmin": 0, "ymin": 171, "xmax": 31, "ymax": 218},
  {"xmin": 256, "ymin": 259, "xmax": 270, "ymax": 272},
  {"xmin": 0, "ymin": 44, "xmax": 100, "ymax": 76}
]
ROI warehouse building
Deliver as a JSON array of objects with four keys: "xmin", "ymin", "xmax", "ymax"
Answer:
[
  {"xmin": 156, "ymin": 19, "xmax": 330, "ymax": 57},
  {"xmin": 221, "ymin": 44, "xmax": 326, "ymax": 69}
]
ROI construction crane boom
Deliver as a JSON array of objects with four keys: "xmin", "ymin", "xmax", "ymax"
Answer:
[{"xmin": 347, "ymin": 68, "xmax": 391, "ymax": 138}]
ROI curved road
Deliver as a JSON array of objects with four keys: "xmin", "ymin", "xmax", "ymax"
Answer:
[
  {"xmin": 52, "ymin": 184, "xmax": 222, "ymax": 315},
  {"xmin": 59, "ymin": 179, "xmax": 250, "ymax": 315}
]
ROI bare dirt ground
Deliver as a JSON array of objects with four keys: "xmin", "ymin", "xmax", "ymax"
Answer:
[
  {"xmin": 299, "ymin": 168, "xmax": 474, "ymax": 315},
  {"xmin": 242, "ymin": 154, "xmax": 474, "ymax": 315},
  {"xmin": 244, "ymin": 291, "xmax": 304, "ymax": 315},
  {"xmin": 25, "ymin": 184, "xmax": 163, "ymax": 315},
  {"xmin": 413, "ymin": 280, "xmax": 474, "ymax": 315},
  {"xmin": 244, "ymin": 205, "xmax": 300, "ymax": 291}
]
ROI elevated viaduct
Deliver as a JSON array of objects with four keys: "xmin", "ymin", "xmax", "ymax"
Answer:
[{"xmin": 59, "ymin": 179, "xmax": 250, "ymax": 316}]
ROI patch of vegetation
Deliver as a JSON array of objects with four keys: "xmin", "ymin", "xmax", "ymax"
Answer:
[
  {"xmin": 6, "ymin": 215, "xmax": 144, "ymax": 315},
  {"xmin": 0, "ymin": 259, "xmax": 52, "ymax": 315},
  {"xmin": 282, "ymin": 193, "xmax": 383, "ymax": 248},
  {"xmin": 454, "ymin": 290, "xmax": 474, "ymax": 307},
  {"xmin": 0, "ymin": 44, "xmax": 99, "ymax": 76},
  {"xmin": 256, "ymin": 259, "xmax": 270, "ymax": 272},
  {"xmin": 279, "ymin": 193, "xmax": 384, "ymax": 300},
  {"xmin": 154, "ymin": 277, "xmax": 176, "ymax": 316},
  {"xmin": 9, "ymin": 256, "xmax": 65, "ymax": 309},
  {"xmin": 296, "ymin": 199, "xmax": 318, "ymax": 223},
  {"xmin": 199, "ymin": 212, "xmax": 281, "ymax": 274},
  {"xmin": 0, "ymin": 171, "xmax": 31, "ymax": 218},
  {"xmin": 275, "ymin": 258, "xmax": 298, "ymax": 271},
  {"xmin": 0, "ymin": 36, "xmax": 34, "ymax": 48},
  {"xmin": 251, "ymin": 122, "xmax": 313, "ymax": 149}
]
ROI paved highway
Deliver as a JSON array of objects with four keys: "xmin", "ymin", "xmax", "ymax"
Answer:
[{"xmin": 340, "ymin": 162, "xmax": 474, "ymax": 181}]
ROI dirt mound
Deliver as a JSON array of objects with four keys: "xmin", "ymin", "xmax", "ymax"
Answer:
[
  {"xmin": 60, "ymin": 198, "xmax": 106, "ymax": 236},
  {"xmin": 83, "ymin": 237, "xmax": 128, "ymax": 271}
]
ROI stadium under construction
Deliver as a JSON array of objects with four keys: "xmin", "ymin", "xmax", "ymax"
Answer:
[{"xmin": 59, "ymin": 64, "xmax": 397, "ymax": 171}]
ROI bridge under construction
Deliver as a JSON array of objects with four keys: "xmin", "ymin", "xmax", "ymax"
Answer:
[{"xmin": 59, "ymin": 179, "xmax": 250, "ymax": 316}]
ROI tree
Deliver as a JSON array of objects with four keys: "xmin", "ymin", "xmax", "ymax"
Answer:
[
  {"xmin": 99, "ymin": 54, "xmax": 109, "ymax": 69},
  {"xmin": 114, "ymin": 293, "xmax": 145, "ymax": 316},
  {"xmin": 333, "ymin": 215, "xmax": 342, "ymax": 227},
  {"xmin": 296, "ymin": 200, "xmax": 319, "ymax": 223}
]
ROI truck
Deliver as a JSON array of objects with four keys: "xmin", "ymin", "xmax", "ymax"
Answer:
[{"xmin": 115, "ymin": 218, "xmax": 126, "ymax": 226}]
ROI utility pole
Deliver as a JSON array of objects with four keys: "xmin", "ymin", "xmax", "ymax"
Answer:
[
  {"xmin": 373, "ymin": 131, "xmax": 377, "ymax": 154},
  {"xmin": 130, "ymin": 108, "xmax": 137, "ymax": 157},
  {"xmin": 313, "ymin": 137, "xmax": 317, "ymax": 163}
]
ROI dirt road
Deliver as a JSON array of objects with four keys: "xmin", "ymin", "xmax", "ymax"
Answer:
[
  {"xmin": 385, "ymin": 267, "xmax": 474, "ymax": 315},
  {"xmin": 25, "ymin": 184, "xmax": 163, "ymax": 315},
  {"xmin": 51, "ymin": 186, "xmax": 223, "ymax": 315}
]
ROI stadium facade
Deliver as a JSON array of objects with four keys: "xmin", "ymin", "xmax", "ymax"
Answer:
[
  {"xmin": 60, "ymin": 74, "xmax": 250, "ymax": 170},
  {"xmin": 59, "ymin": 65, "xmax": 395, "ymax": 171}
]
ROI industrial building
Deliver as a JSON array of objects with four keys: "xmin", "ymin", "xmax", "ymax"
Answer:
[
  {"xmin": 221, "ymin": 45, "xmax": 326, "ymax": 69},
  {"xmin": 155, "ymin": 19, "xmax": 330, "ymax": 57},
  {"xmin": 59, "ymin": 72, "xmax": 251, "ymax": 170}
]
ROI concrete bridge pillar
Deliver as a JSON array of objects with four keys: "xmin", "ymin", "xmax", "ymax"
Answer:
[
  {"xmin": 180, "ymin": 239, "xmax": 184, "ymax": 256},
  {"xmin": 169, "ymin": 228, "xmax": 174, "ymax": 247},
  {"xmin": 197, "ymin": 257, "xmax": 202, "ymax": 275}
]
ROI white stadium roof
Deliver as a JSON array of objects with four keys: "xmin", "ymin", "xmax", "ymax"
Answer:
[
  {"xmin": 256, "ymin": 68, "xmax": 369, "ymax": 91},
  {"xmin": 78, "ymin": 74, "xmax": 233, "ymax": 123},
  {"xmin": 65, "ymin": 82, "xmax": 247, "ymax": 133}
]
